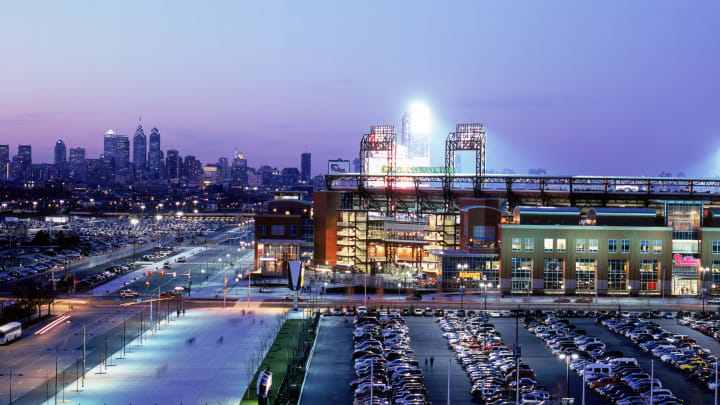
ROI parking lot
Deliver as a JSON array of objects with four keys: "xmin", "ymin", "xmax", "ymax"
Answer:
[{"xmin": 587, "ymin": 317, "xmax": 715, "ymax": 404}]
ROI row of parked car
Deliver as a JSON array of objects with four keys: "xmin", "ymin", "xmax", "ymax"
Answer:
[
  {"xmin": 75, "ymin": 264, "xmax": 136, "ymax": 288},
  {"xmin": 526, "ymin": 313, "xmax": 682, "ymax": 404},
  {"xmin": 140, "ymin": 247, "xmax": 177, "ymax": 263},
  {"xmin": 677, "ymin": 315, "xmax": 720, "ymax": 342},
  {"xmin": 352, "ymin": 311, "xmax": 429, "ymax": 405},
  {"xmin": 438, "ymin": 315, "xmax": 547, "ymax": 404},
  {"xmin": 602, "ymin": 316, "xmax": 718, "ymax": 392}
]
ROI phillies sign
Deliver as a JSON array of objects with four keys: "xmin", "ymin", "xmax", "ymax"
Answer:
[{"xmin": 673, "ymin": 254, "xmax": 700, "ymax": 267}]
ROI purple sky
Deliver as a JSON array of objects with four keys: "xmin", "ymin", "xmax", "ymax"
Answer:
[{"xmin": 2, "ymin": 1, "xmax": 720, "ymax": 176}]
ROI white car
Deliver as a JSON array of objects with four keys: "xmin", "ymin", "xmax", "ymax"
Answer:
[
  {"xmin": 282, "ymin": 294, "xmax": 304, "ymax": 301},
  {"xmin": 708, "ymin": 298, "xmax": 720, "ymax": 304}
]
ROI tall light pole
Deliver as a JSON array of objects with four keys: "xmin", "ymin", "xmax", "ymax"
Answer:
[
  {"xmin": 130, "ymin": 218, "xmax": 139, "ymax": 262},
  {"xmin": 559, "ymin": 353, "xmax": 578, "ymax": 398}
]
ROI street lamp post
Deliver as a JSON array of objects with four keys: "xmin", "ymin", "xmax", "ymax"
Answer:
[{"xmin": 559, "ymin": 353, "xmax": 579, "ymax": 398}]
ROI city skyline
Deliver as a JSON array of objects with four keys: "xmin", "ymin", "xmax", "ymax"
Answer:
[{"xmin": 2, "ymin": 1, "xmax": 720, "ymax": 176}]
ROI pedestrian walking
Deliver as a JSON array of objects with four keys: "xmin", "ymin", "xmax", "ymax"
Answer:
[{"xmin": 430, "ymin": 356, "xmax": 434, "ymax": 367}]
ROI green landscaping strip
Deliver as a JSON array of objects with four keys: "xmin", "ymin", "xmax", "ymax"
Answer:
[{"xmin": 240, "ymin": 319, "xmax": 305, "ymax": 405}]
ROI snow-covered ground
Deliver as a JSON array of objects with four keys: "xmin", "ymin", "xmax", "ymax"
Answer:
[{"xmin": 44, "ymin": 305, "xmax": 286, "ymax": 405}]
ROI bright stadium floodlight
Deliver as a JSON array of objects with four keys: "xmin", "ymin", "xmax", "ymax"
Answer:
[{"xmin": 409, "ymin": 101, "xmax": 431, "ymax": 133}]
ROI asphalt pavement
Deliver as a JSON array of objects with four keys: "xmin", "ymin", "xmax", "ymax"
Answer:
[{"xmin": 299, "ymin": 316, "xmax": 354, "ymax": 405}]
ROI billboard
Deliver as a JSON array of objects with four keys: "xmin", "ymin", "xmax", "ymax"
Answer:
[{"xmin": 328, "ymin": 159, "xmax": 350, "ymax": 175}]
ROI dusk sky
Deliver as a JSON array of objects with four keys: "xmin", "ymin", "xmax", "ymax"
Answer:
[{"xmin": 2, "ymin": 1, "xmax": 720, "ymax": 177}]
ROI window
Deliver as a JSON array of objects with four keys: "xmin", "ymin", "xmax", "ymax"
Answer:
[
  {"xmin": 544, "ymin": 238, "xmax": 553, "ymax": 252},
  {"xmin": 713, "ymin": 241, "xmax": 720, "ymax": 254},
  {"xmin": 640, "ymin": 240, "xmax": 649, "ymax": 253},
  {"xmin": 712, "ymin": 260, "xmax": 720, "ymax": 286},
  {"xmin": 608, "ymin": 239, "xmax": 617, "ymax": 253},
  {"xmin": 524, "ymin": 238, "xmax": 534, "ymax": 252},
  {"xmin": 576, "ymin": 259, "xmax": 597, "ymax": 291},
  {"xmin": 621, "ymin": 239, "xmax": 630, "ymax": 253},
  {"xmin": 511, "ymin": 237, "xmax": 521, "ymax": 252},
  {"xmin": 258, "ymin": 224, "xmax": 266, "ymax": 235},
  {"xmin": 576, "ymin": 239, "xmax": 586, "ymax": 253},
  {"xmin": 289, "ymin": 225, "xmax": 298, "ymax": 235},
  {"xmin": 589, "ymin": 239, "xmax": 598, "ymax": 253},
  {"xmin": 653, "ymin": 240, "xmax": 662, "ymax": 254},
  {"xmin": 557, "ymin": 239, "xmax": 566, "ymax": 252},
  {"xmin": 544, "ymin": 258, "xmax": 564, "ymax": 291},
  {"xmin": 608, "ymin": 259, "xmax": 627, "ymax": 292},
  {"xmin": 639, "ymin": 260, "xmax": 659, "ymax": 291},
  {"xmin": 511, "ymin": 258, "xmax": 532, "ymax": 293},
  {"xmin": 271, "ymin": 225, "xmax": 285, "ymax": 236},
  {"xmin": 472, "ymin": 226, "xmax": 496, "ymax": 248}
]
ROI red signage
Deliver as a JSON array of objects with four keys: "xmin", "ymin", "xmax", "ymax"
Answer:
[{"xmin": 673, "ymin": 254, "xmax": 700, "ymax": 267}]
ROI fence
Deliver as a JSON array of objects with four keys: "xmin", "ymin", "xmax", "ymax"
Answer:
[{"xmin": 12, "ymin": 297, "xmax": 182, "ymax": 405}]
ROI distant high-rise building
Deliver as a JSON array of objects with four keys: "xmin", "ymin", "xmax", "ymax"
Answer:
[
  {"xmin": 17, "ymin": 145, "xmax": 32, "ymax": 180},
  {"xmin": 301, "ymin": 152, "xmax": 311, "ymax": 182},
  {"xmin": 166, "ymin": 150, "xmax": 180, "ymax": 181},
  {"xmin": 54, "ymin": 139, "xmax": 66, "ymax": 164},
  {"xmin": 148, "ymin": 127, "xmax": 161, "ymax": 179},
  {"xmin": 231, "ymin": 151, "xmax": 248, "ymax": 184},
  {"xmin": 69, "ymin": 147, "xmax": 87, "ymax": 182},
  {"xmin": 0, "ymin": 145, "xmax": 9, "ymax": 180},
  {"xmin": 217, "ymin": 157, "xmax": 229, "ymax": 181},
  {"xmin": 133, "ymin": 124, "xmax": 147, "ymax": 178},
  {"xmin": 352, "ymin": 157, "xmax": 361, "ymax": 173},
  {"xmin": 103, "ymin": 129, "xmax": 117, "ymax": 157},
  {"xmin": 115, "ymin": 135, "xmax": 130, "ymax": 181},
  {"xmin": 184, "ymin": 155, "xmax": 202, "ymax": 179},
  {"xmin": 282, "ymin": 167, "xmax": 300, "ymax": 186}
]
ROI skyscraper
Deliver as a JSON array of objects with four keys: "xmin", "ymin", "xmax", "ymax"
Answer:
[
  {"xmin": 148, "ymin": 127, "xmax": 161, "ymax": 179},
  {"xmin": 115, "ymin": 135, "xmax": 130, "ymax": 181},
  {"xmin": 17, "ymin": 145, "xmax": 31, "ymax": 180},
  {"xmin": 54, "ymin": 139, "xmax": 66, "ymax": 164},
  {"xmin": 103, "ymin": 129, "xmax": 117, "ymax": 157},
  {"xmin": 0, "ymin": 145, "xmax": 9, "ymax": 180},
  {"xmin": 69, "ymin": 147, "xmax": 87, "ymax": 182},
  {"xmin": 133, "ymin": 123, "xmax": 147, "ymax": 178},
  {"xmin": 166, "ymin": 150, "xmax": 180, "ymax": 181},
  {"xmin": 301, "ymin": 152, "xmax": 311, "ymax": 182},
  {"xmin": 231, "ymin": 151, "xmax": 248, "ymax": 184}
]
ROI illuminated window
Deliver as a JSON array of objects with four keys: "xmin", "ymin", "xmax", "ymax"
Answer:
[
  {"xmin": 576, "ymin": 259, "xmax": 597, "ymax": 291},
  {"xmin": 608, "ymin": 259, "xmax": 627, "ymax": 291},
  {"xmin": 271, "ymin": 225, "xmax": 284, "ymax": 235},
  {"xmin": 544, "ymin": 258, "xmax": 564, "ymax": 291},
  {"xmin": 258, "ymin": 224, "xmax": 266, "ymax": 235},
  {"xmin": 511, "ymin": 237, "xmax": 521, "ymax": 252},
  {"xmin": 621, "ymin": 239, "xmax": 630, "ymax": 253},
  {"xmin": 640, "ymin": 240, "xmax": 649, "ymax": 253},
  {"xmin": 511, "ymin": 258, "xmax": 532, "ymax": 293},
  {"xmin": 524, "ymin": 238, "xmax": 534, "ymax": 252},
  {"xmin": 608, "ymin": 239, "xmax": 617, "ymax": 253},
  {"xmin": 576, "ymin": 239, "xmax": 585, "ymax": 253},
  {"xmin": 589, "ymin": 239, "xmax": 598, "ymax": 253},
  {"xmin": 653, "ymin": 240, "xmax": 662, "ymax": 254},
  {"xmin": 557, "ymin": 239, "xmax": 566, "ymax": 252},
  {"xmin": 639, "ymin": 260, "xmax": 659, "ymax": 291},
  {"xmin": 544, "ymin": 239, "xmax": 553, "ymax": 252},
  {"xmin": 713, "ymin": 241, "xmax": 720, "ymax": 254}
]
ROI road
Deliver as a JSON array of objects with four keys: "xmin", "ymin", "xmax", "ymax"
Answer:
[
  {"xmin": 0, "ymin": 226, "xmax": 252, "ymax": 404},
  {"xmin": 299, "ymin": 316, "xmax": 354, "ymax": 405}
]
